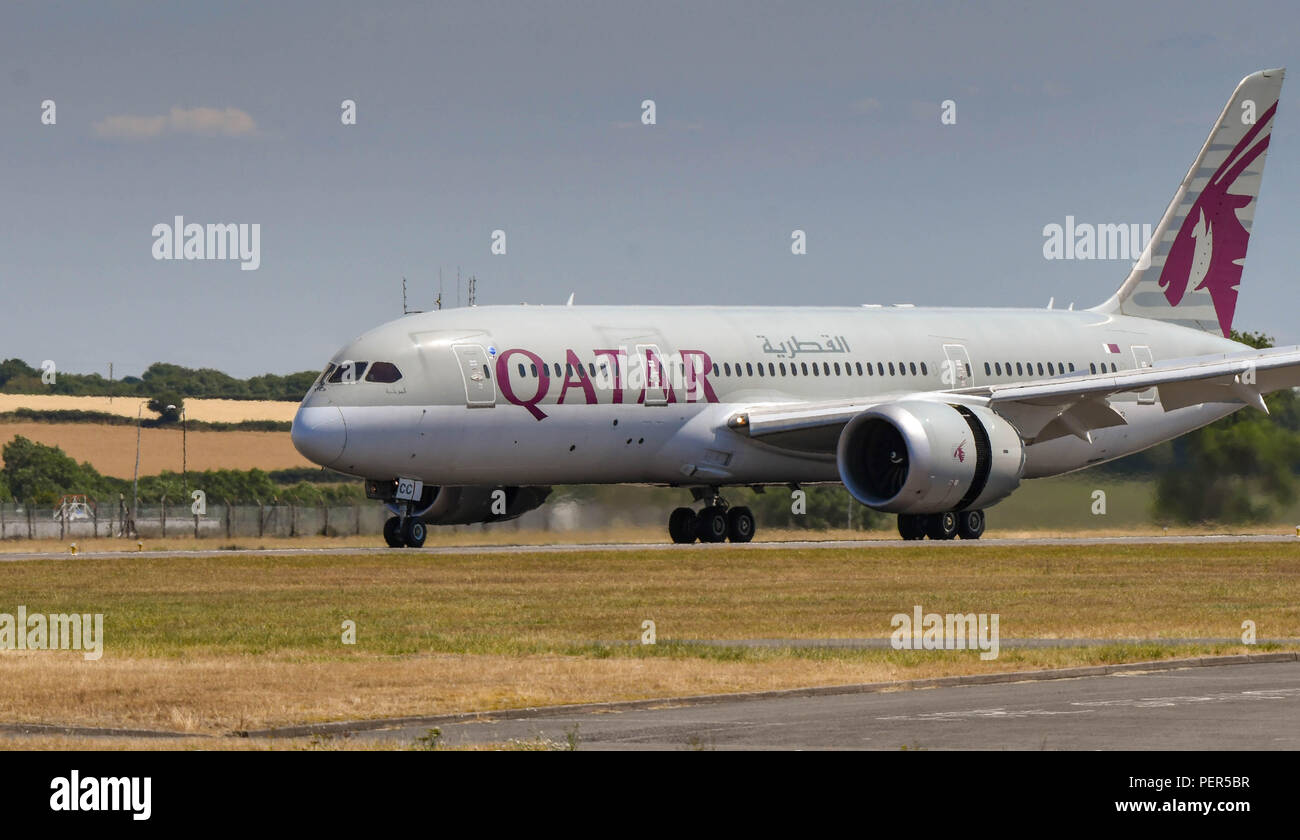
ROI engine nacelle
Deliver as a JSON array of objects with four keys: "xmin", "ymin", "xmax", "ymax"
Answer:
[
  {"xmin": 367, "ymin": 481, "xmax": 551, "ymax": 525},
  {"xmin": 836, "ymin": 401, "xmax": 1023, "ymax": 514}
]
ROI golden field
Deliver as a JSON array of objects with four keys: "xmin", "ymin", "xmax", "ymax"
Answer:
[
  {"xmin": 0, "ymin": 422, "xmax": 310, "ymax": 477},
  {"xmin": 0, "ymin": 394, "xmax": 299, "ymax": 423}
]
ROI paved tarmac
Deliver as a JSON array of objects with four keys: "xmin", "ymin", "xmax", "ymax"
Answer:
[{"xmin": 341, "ymin": 659, "xmax": 1300, "ymax": 750}]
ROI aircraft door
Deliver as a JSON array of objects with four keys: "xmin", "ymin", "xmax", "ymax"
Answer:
[
  {"xmin": 1132, "ymin": 345, "xmax": 1156, "ymax": 405},
  {"xmin": 942, "ymin": 344, "xmax": 973, "ymax": 388},
  {"xmin": 452, "ymin": 344, "xmax": 496, "ymax": 407}
]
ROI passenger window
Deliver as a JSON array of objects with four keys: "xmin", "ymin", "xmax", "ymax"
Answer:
[
  {"xmin": 834, "ymin": 362, "xmax": 841, "ymax": 375},
  {"xmin": 746, "ymin": 362, "xmax": 754, "ymax": 376},
  {"xmin": 780, "ymin": 362, "xmax": 787, "ymax": 376},
  {"xmin": 1048, "ymin": 362, "xmax": 1055, "ymax": 375},
  {"xmin": 876, "ymin": 362, "xmax": 884, "ymax": 376},
  {"xmin": 757, "ymin": 363, "xmax": 765, "ymax": 377},
  {"xmin": 768, "ymin": 362, "xmax": 775, "ymax": 376},
  {"xmin": 1068, "ymin": 362, "xmax": 1075, "ymax": 372},
  {"xmin": 518, "ymin": 363, "xmax": 526, "ymax": 377},
  {"xmin": 530, "ymin": 363, "xmax": 538, "ymax": 377},
  {"xmin": 1016, "ymin": 362, "xmax": 1023, "ymax": 376},
  {"xmin": 994, "ymin": 362, "xmax": 1002, "ymax": 375},
  {"xmin": 482, "ymin": 364, "xmax": 491, "ymax": 380},
  {"xmin": 812, "ymin": 363, "xmax": 820, "ymax": 376},
  {"xmin": 712, "ymin": 363, "xmax": 720, "ymax": 376},
  {"xmin": 589, "ymin": 363, "xmax": 597, "ymax": 377},
  {"xmin": 801, "ymin": 363, "xmax": 809, "ymax": 375},
  {"xmin": 888, "ymin": 362, "xmax": 895, "ymax": 376},
  {"xmin": 724, "ymin": 363, "xmax": 732, "ymax": 376},
  {"xmin": 856, "ymin": 362, "xmax": 864, "ymax": 375},
  {"xmin": 920, "ymin": 362, "xmax": 928, "ymax": 376},
  {"xmin": 866, "ymin": 363, "xmax": 873, "ymax": 376},
  {"xmin": 554, "ymin": 363, "xmax": 562, "ymax": 377}
]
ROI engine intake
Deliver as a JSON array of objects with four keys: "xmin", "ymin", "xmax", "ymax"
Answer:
[{"xmin": 836, "ymin": 401, "xmax": 1023, "ymax": 513}]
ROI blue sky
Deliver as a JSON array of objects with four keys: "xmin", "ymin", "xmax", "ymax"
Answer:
[{"xmin": 2, "ymin": 0, "xmax": 1298, "ymax": 377}]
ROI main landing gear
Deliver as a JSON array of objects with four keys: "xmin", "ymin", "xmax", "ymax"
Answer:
[
  {"xmin": 384, "ymin": 505, "xmax": 427, "ymax": 548},
  {"xmin": 668, "ymin": 489, "xmax": 755, "ymax": 544},
  {"xmin": 897, "ymin": 510, "xmax": 985, "ymax": 541}
]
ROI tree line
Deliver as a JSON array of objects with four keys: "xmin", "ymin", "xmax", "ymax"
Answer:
[{"xmin": 0, "ymin": 359, "xmax": 318, "ymax": 403}]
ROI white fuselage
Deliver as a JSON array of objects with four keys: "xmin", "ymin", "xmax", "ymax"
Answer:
[{"xmin": 290, "ymin": 304, "xmax": 1246, "ymax": 496}]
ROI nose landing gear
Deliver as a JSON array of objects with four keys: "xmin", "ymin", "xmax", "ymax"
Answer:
[
  {"xmin": 384, "ymin": 502, "xmax": 428, "ymax": 548},
  {"xmin": 897, "ymin": 510, "xmax": 985, "ymax": 541}
]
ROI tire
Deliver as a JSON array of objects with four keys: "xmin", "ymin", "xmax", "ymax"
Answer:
[
  {"xmin": 695, "ymin": 506, "xmax": 729, "ymax": 543},
  {"xmin": 727, "ymin": 506, "xmax": 755, "ymax": 543},
  {"xmin": 957, "ymin": 509, "xmax": 985, "ymax": 540},
  {"xmin": 668, "ymin": 507, "xmax": 697, "ymax": 544},
  {"xmin": 924, "ymin": 511, "xmax": 958, "ymax": 541},
  {"xmin": 897, "ymin": 513, "xmax": 926, "ymax": 541},
  {"xmin": 402, "ymin": 517, "xmax": 427, "ymax": 548},
  {"xmin": 383, "ymin": 517, "xmax": 404, "ymax": 548}
]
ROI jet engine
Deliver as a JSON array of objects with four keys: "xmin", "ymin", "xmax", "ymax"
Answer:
[
  {"xmin": 366, "ymin": 481, "xmax": 552, "ymax": 525},
  {"xmin": 836, "ymin": 401, "xmax": 1023, "ymax": 514}
]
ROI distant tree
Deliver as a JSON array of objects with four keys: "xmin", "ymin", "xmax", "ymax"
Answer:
[
  {"xmin": 147, "ymin": 394, "xmax": 185, "ymax": 423},
  {"xmin": 1150, "ymin": 329, "xmax": 1300, "ymax": 523}
]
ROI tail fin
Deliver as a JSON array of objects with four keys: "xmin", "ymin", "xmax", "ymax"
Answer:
[{"xmin": 1096, "ymin": 68, "xmax": 1284, "ymax": 336}]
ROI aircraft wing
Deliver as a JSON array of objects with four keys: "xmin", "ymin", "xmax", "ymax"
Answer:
[{"xmin": 727, "ymin": 345, "xmax": 1300, "ymax": 453}]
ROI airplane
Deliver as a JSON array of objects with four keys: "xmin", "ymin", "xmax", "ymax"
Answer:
[{"xmin": 292, "ymin": 68, "xmax": 1296, "ymax": 547}]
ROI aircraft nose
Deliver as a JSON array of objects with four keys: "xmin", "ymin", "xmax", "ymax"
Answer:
[{"xmin": 291, "ymin": 405, "xmax": 347, "ymax": 467}]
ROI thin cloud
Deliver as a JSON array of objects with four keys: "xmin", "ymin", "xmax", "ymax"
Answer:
[
  {"xmin": 93, "ymin": 106, "xmax": 257, "ymax": 139},
  {"xmin": 850, "ymin": 97, "xmax": 882, "ymax": 114}
]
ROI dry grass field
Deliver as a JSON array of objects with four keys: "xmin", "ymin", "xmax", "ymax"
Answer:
[
  {"xmin": 0, "ymin": 542, "xmax": 1295, "ymax": 736},
  {"xmin": 0, "ymin": 394, "xmax": 299, "ymax": 423},
  {"xmin": 0, "ymin": 422, "xmax": 310, "ymax": 477}
]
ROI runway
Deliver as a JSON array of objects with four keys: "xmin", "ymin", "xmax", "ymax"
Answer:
[
  {"xmin": 336, "ymin": 657, "xmax": 1300, "ymax": 750},
  {"xmin": 1, "ymin": 533, "xmax": 1297, "ymax": 562}
]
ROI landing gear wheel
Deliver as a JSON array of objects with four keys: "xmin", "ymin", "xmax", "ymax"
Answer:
[
  {"xmin": 668, "ymin": 507, "xmax": 698, "ymax": 544},
  {"xmin": 383, "ymin": 516, "xmax": 404, "ymax": 548},
  {"xmin": 401, "ymin": 517, "xmax": 427, "ymax": 548},
  {"xmin": 897, "ymin": 513, "xmax": 926, "ymax": 541},
  {"xmin": 695, "ymin": 506, "xmax": 729, "ymax": 543},
  {"xmin": 727, "ymin": 506, "xmax": 755, "ymax": 543},
  {"xmin": 924, "ymin": 511, "xmax": 959, "ymax": 541},
  {"xmin": 957, "ymin": 509, "xmax": 985, "ymax": 540}
]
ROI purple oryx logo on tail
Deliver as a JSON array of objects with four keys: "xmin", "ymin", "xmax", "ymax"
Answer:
[{"xmin": 1158, "ymin": 102, "xmax": 1276, "ymax": 337}]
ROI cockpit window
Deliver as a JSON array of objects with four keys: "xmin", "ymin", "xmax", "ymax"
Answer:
[
  {"xmin": 316, "ymin": 364, "xmax": 336, "ymax": 388},
  {"xmin": 365, "ymin": 361, "xmax": 402, "ymax": 383},
  {"xmin": 328, "ymin": 361, "xmax": 368, "ymax": 383}
]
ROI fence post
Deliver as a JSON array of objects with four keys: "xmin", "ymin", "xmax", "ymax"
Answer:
[
  {"xmin": 225, "ymin": 500, "xmax": 232, "ymax": 538},
  {"xmin": 27, "ymin": 502, "xmax": 33, "ymax": 539},
  {"xmin": 59, "ymin": 502, "xmax": 66, "ymax": 540},
  {"xmin": 322, "ymin": 503, "xmax": 328, "ymax": 537},
  {"xmin": 92, "ymin": 501, "xmax": 98, "ymax": 538},
  {"xmin": 1, "ymin": 502, "xmax": 5, "ymax": 540},
  {"xmin": 290, "ymin": 504, "xmax": 296, "ymax": 537},
  {"xmin": 161, "ymin": 496, "xmax": 167, "ymax": 538},
  {"xmin": 354, "ymin": 503, "xmax": 361, "ymax": 536}
]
